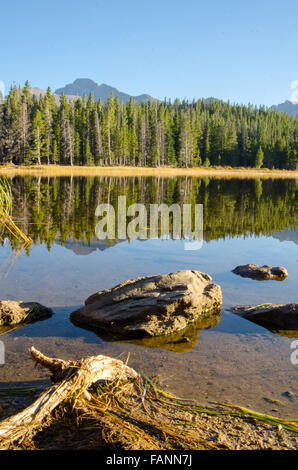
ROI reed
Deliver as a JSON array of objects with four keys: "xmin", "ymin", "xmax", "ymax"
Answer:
[
  {"xmin": 0, "ymin": 177, "xmax": 31, "ymax": 276},
  {"xmin": 0, "ymin": 176, "xmax": 12, "ymax": 214},
  {"xmin": 0, "ymin": 176, "xmax": 31, "ymax": 244}
]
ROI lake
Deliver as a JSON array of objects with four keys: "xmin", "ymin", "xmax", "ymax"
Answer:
[{"xmin": 0, "ymin": 175, "xmax": 297, "ymax": 418}]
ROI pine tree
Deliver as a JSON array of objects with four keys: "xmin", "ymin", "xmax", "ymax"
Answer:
[
  {"xmin": 52, "ymin": 139, "xmax": 59, "ymax": 164},
  {"xmin": 60, "ymin": 109, "xmax": 73, "ymax": 165},
  {"xmin": 31, "ymin": 110, "xmax": 44, "ymax": 165},
  {"xmin": 166, "ymin": 126, "xmax": 176, "ymax": 166},
  {"xmin": 85, "ymin": 138, "xmax": 94, "ymax": 166},
  {"xmin": 179, "ymin": 114, "xmax": 193, "ymax": 167},
  {"xmin": 148, "ymin": 107, "xmax": 159, "ymax": 166},
  {"xmin": 18, "ymin": 101, "xmax": 30, "ymax": 163},
  {"xmin": 91, "ymin": 109, "xmax": 102, "ymax": 165},
  {"xmin": 255, "ymin": 146, "xmax": 264, "ymax": 168}
]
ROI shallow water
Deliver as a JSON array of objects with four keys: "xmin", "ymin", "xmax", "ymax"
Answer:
[{"xmin": 0, "ymin": 176, "xmax": 297, "ymax": 418}]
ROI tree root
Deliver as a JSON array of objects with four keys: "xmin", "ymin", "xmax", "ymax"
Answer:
[{"xmin": 0, "ymin": 347, "xmax": 138, "ymax": 448}]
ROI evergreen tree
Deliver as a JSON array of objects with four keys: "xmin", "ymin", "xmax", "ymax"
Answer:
[
  {"xmin": 255, "ymin": 146, "xmax": 264, "ymax": 168},
  {"xmin": 31, "ymin": 110, "xmax": 44, "ymax": 165},
  {"xmin": 85, "ymin": 137, "xmax": 94, "ymax": 165}
]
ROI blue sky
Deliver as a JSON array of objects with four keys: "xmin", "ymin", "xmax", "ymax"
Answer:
[{"xmin": 1, "ymin": 0, "xmax": 298, "ymax": 106}]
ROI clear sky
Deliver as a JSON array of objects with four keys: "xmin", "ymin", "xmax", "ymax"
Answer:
[{"xmin": 1, "ymin": 0, "xmax": 298, "ymax": 106}]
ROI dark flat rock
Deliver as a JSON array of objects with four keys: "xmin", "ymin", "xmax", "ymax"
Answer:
[
  {"xmin": 232, "ymin": 264, "xmax": 288, "ymax": 281},
  {"xmin": 229, "ymin": 303, "xmax": 298, "ymax": 331}
]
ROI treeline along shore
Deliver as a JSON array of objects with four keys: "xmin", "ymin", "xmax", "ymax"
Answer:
[{"xmin": 0, "ymin": 81, "xmax": 297, "ymax": 170}]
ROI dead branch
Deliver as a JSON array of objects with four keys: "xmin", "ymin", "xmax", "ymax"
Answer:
[{"xmin": 0, "ymin": 347, "xmax": 138, "ymax": 448}]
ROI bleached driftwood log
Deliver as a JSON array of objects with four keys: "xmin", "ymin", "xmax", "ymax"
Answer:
[{"xmin": 0, "ymin": 347, "xmax": 138, "ymax": 447}]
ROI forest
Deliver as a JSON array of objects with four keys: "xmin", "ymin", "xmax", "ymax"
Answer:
[{"xmin": 0, "ymin": 81, "xmax": 297, "ymax": 169}]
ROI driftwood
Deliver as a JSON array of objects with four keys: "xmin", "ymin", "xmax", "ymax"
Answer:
[{"xmin": 0, "ymin": 347, "xmax": 138, "ymax": 447}]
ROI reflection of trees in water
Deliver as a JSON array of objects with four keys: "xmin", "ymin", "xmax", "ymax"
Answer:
[{"xmin": 2, "ymin": 176, "xmax": 297, "ymax": 251}]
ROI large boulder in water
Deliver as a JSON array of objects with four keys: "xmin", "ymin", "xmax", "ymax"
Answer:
[
  {"xmin": 0, "ymin": 301, "xmax": 52, "ymax": 327},
  {"xmin": 71, "ymin": 270, "xmax": 222, "ymax": 338},
  {"xmin": 229, "ymin": 303, "xmax": 298, "ymax": 332},
  {"xmin": 232, "ymin": 264, "xmax": 288, "ymax": 281}
]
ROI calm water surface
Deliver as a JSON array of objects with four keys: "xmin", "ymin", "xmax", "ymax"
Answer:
[{"xmin": 0, "ymin": 176, "xmax": 297, "ymax": 417}]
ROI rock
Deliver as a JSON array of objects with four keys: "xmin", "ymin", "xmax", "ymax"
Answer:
[
  {"xmin": 282, "ymin": 391, "xmax": 294, "ymax": 400},
  {"xmin": 232, "ymin": 264, "xmax": 288, "ymax": 280},
  {"xmin": 229, "ymin": 303, "xmax": 298, "ymax": 331},
  {"xmin": 71, "ymin": 270, "xmax": 222, "ymax": 338},
  {"xmin": 0, "ymin": 301, "xmax": 53, "ymax": 327}
]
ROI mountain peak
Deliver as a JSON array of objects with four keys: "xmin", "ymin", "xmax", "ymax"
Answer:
[
  {"xmin": 55, "ymin": 78, "xmax": 155, "ymax": 104},
  {"xmin": 73, "ymin": 78, "xmax": 96, "ymax": 84},
  {"xmin": 272, "ymin": 100, "xmax": 298, "ymax": 117}
]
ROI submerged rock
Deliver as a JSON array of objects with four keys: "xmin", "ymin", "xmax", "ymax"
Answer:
[
  {"xmin": 229, "ymin": 303, "xmax": 298, "ymax": 331},
  {"xmin": 75, "ymin": 312, "xmax": 222, "ymax": 352},
  {"xmin": 232, "ymin": 264, "xmax": 288, "ymax": 281},
  {"xmin": 0, "ymin": 301, "xmax": 53, "ymax": 327},
  {"xmin": 71, "ymin": 270, "xmax": 222, "ymax": 338},
  {"xmin": 118, "ymin": 313, "xmax": 221, "ymax": 352}
]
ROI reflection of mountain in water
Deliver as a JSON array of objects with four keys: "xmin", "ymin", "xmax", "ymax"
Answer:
[
  {"xmin": 55, "ymin": 237, "xmax": 125, "ymax": 255},
  {"xmin": 272, "ymin": 229, "xmax": 298, "ymax": 245},
  {"xmin": 55, "ymin": 228, "xmax": 298, "ymax": 257}
]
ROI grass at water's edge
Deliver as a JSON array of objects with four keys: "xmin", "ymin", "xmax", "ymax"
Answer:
[
  {"xmin": 143, "ymin": 377, "xmax": 298, "ymax": 433},
  {"xmin": 0, "ymin": 164, "xmax": 298, "ymax": 179},
  {"xmin": 1, "ymin": 377, "xmax": 297, "ymax": 450}
]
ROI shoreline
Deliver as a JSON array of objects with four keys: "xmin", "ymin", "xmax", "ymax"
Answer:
[
  {"xmin": 0, "ymin": 356, "xmax": 297, "ymax": 451},
  {"xmin": 0, "ymin": 164, "xmax": 298, "ymax": 178}
]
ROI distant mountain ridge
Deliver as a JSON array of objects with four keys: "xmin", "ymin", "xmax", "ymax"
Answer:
[
  {"xmin": 29, "ymin": 86, "xmax": 219, "ymax": 107},
  {"xmin": 55, "ymin": 78, "xmax": 155, "ymax": 104},
  {"xmin": 272, "ymin": 100, "xmax": 298, "ymax": 117}
]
